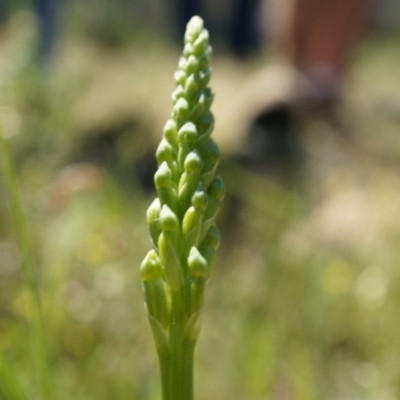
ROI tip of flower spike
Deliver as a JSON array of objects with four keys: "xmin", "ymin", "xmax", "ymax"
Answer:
[
  {"xmin": 141, "ymin": 250, "xmax": 163, "ymax": 281},
  {"xmin": 185, "ymin": 16, "xmax": 204, "ymax": 43}
]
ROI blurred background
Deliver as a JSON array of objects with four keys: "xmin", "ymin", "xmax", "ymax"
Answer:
[{"xmin": 1, "ymin": 0, "xmax": 400, "ymax": 399}]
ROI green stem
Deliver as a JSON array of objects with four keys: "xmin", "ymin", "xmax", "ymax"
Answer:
[
  {"xmin": 0, "ymin": 131, "xmax": 53, "ymax": 399},
  {"xmin": 183, "ymin": 340, "xmax": 195, "ymax": 400}
]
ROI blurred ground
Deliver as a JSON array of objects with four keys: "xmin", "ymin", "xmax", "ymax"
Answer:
[{"xmin": 1, "ymin": 3, "xmax": 400, "ymax": 400}]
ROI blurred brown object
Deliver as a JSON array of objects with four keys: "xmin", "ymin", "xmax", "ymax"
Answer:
[{"xmin": 282, "ymin": 0, "xmax": 375, "ymax": 104}]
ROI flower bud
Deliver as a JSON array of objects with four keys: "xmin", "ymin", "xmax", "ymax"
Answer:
[
  {"xmin": 201, "ymin": 224, "xmax": 220, "ymax": 249},
  {"xmin": 184, "ymin": 74, "xmax": 199, "ymax": 102},
  {"xmin": 184, "ymin": 55, "xmax": 199, "ymax": 76},
  {"xmin": 140, "ymin": 249, "xmax": 163, "ymax": 281},
  {"xmin": 188, "ymin": 247, "xmax": 209, "ymax": 280},
  {"xmin": 172, "ymin": 85, "xmax": 185, "ymax": 103},
  {"xmin": 173, "ymin": 97, "xmax": 190, "ymax": 122},
  {"xmin": 156, "ymin": 139, "xmax": 176, "ymax": 165},
  {"xmin": 182, "ymin": 206, "xmax": 202, "ymax": 235},
  {"xmin": 191, "ymin": 189, "xmax": 207, "ymax": 211},
  {"xmin": 154, "ymin": 162, "xmax": 172, "ymax": 189},
  {"xmin": 190, "ymin": 96, "xmax": 206, "ymax": 122},
  {"xmin": 155, "ymin": 162, "xmax": 178, "ymax": 212},
  {"xmin": 193, "ymin": 30, "xmax": 209, "ymax": 57},
  {"xmin": 174, "ymin": 70, "xmax": 187, "ymax": 86},
  {"xmin": 184, "ymin": 151, "xmax": 202, "ymax": 174},
  {"xmin": 158, "ymin": 233, "xmax": 183, "ymax": 290},
  {"xmin": 163, "ymin": 119, "xmax": 178, "ymax": 147},
  {"xmin": 198, "ymin": 68, "xmax": 211, "ymax": 90},
  {"xmin": 197, "ymin": 112, "xmax": 214, "ymax": 137},
  {"xmin": 178, "ymin": 122, "xmax": 197, "ymax": 145},
  {"xmin": 199, "ymin": 245, "xmax": 216, "ymax": 270},
  {"xmin": 146, "ymin": 198, "xmax": 161, "ymax": 247},
  {"xmin": 198, "ymin": 48, "xmax": 212, "ymax": 70},
  {"xmin": 159, "ymin": 205, "xmax": 180, "ymax": 233},
  {"xmin": 185, "ymin": 16, "xmax": 204, "ymax": 43},
  {"xmin": 183, "ymin": 42, "xmax": 194, "ymax": 57},
  {"xmin": 178, "ymin": 56, "xmax": 186, "ymax": 69},
  {"xmin": 207, "ymin": 176, "xmax": 225, "ymax": 202}
]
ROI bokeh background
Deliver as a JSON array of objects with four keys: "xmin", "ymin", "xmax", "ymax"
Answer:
[{"xmin": 1, "ymin": 1, "xmax": 400, "ymax": 399}]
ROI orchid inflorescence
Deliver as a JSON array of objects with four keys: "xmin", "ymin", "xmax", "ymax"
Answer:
[{"xmin": 140, "ymin": 15, "xmax": 224, "ymax": 400}]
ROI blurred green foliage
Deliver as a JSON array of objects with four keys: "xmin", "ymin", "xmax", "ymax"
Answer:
[{"xmin": 1, "ymin": 5, "xmax": 400, "ymax": 400}]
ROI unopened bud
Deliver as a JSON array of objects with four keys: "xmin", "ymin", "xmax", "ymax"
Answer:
[
  {"xmin": 159, "ymin": 205, "xmax": 180, "ymax": 233},
  {"xmin": 140, "ymin": 250, "xmax": 163, "ymax": 281},
  {"xmin": 188, "ymin": 247, "xmax": 209, "ymax": 280},
  {"xmin": 173, "ymin": 97, "xmax": 190, "ymax": 121},
  {"xmin": 156, "ymin": 139, "xmax": 176, "ymax": 165},
  {"xmin": 178, "ymin": 122, "xmax": 197, "ymax": 144},
  {"xmin": 184, "ymin": 151, "xmax": 202, "ymax": 174}
]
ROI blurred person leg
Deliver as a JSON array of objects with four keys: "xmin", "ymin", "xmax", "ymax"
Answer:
[
  {"xmin": 227, "ymin": 0, "xmax": 262, "ymax": 58},
  {"xmin": 282, "ymin": 0, "xmax": 375, "ymax": 106},
  {"xmin": 35, "ymin": 0, "xmax": 57, "ymax": 62}
]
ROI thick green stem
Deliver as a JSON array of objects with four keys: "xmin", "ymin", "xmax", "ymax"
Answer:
[{"xmin": 167, "ymin": 288, "xmax": 187, "ymax": 400}]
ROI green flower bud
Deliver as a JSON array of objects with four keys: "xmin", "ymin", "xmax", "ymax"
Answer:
[
  {"xmin": 143, "ymin": 280, "xmax": 170, "ymax": 329},
  {"xmin": 156, "ymin": 139, "xmax": 176, "ymax": 165},
  {"xmin": 155, "ymin": 162, "xmax": 178, "ymax": 212},
  {"xmin": 201, "ymin": 224, "xmax": 220, "ymax": 249},
  {"xmin": 199, "ymin": 245, "xmax": 216, "ymax": 270},
  {"xmin": 184, "ymin": 16, "xmax": 204, "ymax": 43},
  {"xmin": 146, "ymin": 198, "xmax": 161, "ymax": 247},
  {"xmin": 207, "ymin": 176, "xmax": 225, "ymax": 202},
  {"xmin": 159, "ymin": 205, "xmax": 180, "ymax": 233},
  {"xmin": 178, "ymin": 122, "xmax": 198, "ymax": 144},
  {"xmin": 193, "ymin": 30, "xmax": 209, "ymax": 57},
  {"xmin": 198, "ymin": 68, "xmax": 211, "ymax": 90},
  {"xmin": 202, "ymin": 88, "xmax": 214, "ymax": 110},
  {"xmin": 158, "ymin": 232, "xmax": 183, "ymax": 290},
  {"xmin": 172, "ymin": 85, "xmax": 185, "ymax": 103},
  {"xmin": 191, "ymin": 189, "xmax": 207, "ymax": 211},
  {"xmin": 200, "ymin": 141, "xmax": 220, "ymax": 187},
  {"xmin": 198, "ymin": 48, "xmax": 212, "ymax": 70},
  {"xmin": 163, "ymin": 119, "xmax": 178, "ymax": 147},
  {"xmin": 184, "ymin": 55, "xmax": 199, "ymax": 76},
  {"xmin": 178, "ymin": 56, "xmax": 186, "ymax": 70},
  {"xmin": 183, "ymin": 42, "xmax": 194, "ymax": 57},
  {"xmin": 140, "ymin": 249, "xmax": 163, "ymax": 281},
  {"xmin": 184, "ymin": 74, "xmax": 199, "ymax": 103},
  {"xmin": 154, "ymin": 162, "xmax": 172, "ymax": 189},
  {"xmin": 141, "ymin": 251, "xmax": 170, "ymax": 328},
  {"xmin": 173, "ymin": 97, "xmax": 190, "ymax": 122},
  {"xmin": 190, "ymin": 96, "xmax": 207, "ymax": 122},
  {"xmin": 174, "ymin": 70, "xmax": 187, "ymax": 86},
  {"xmin": 188, "ymin": 247, "xmax": 209, "ymax": 280},
  {"xmin": 197, "ymin": 112, "xmax": 214, "ymax": 137},
  {"xmin": 178, "ymin": 153, "xmax": 203, "ymax": 210},
  {"xmin": 182, "ymin": 206, "xmax": 202, "ymax": 235},
  {"xmin": 184, "ymin": 151, "xmax": 202, "ymax": 174},
  {"xmin": 182, "ymin": 206, "xmax": 203, "ymax": 256}
]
